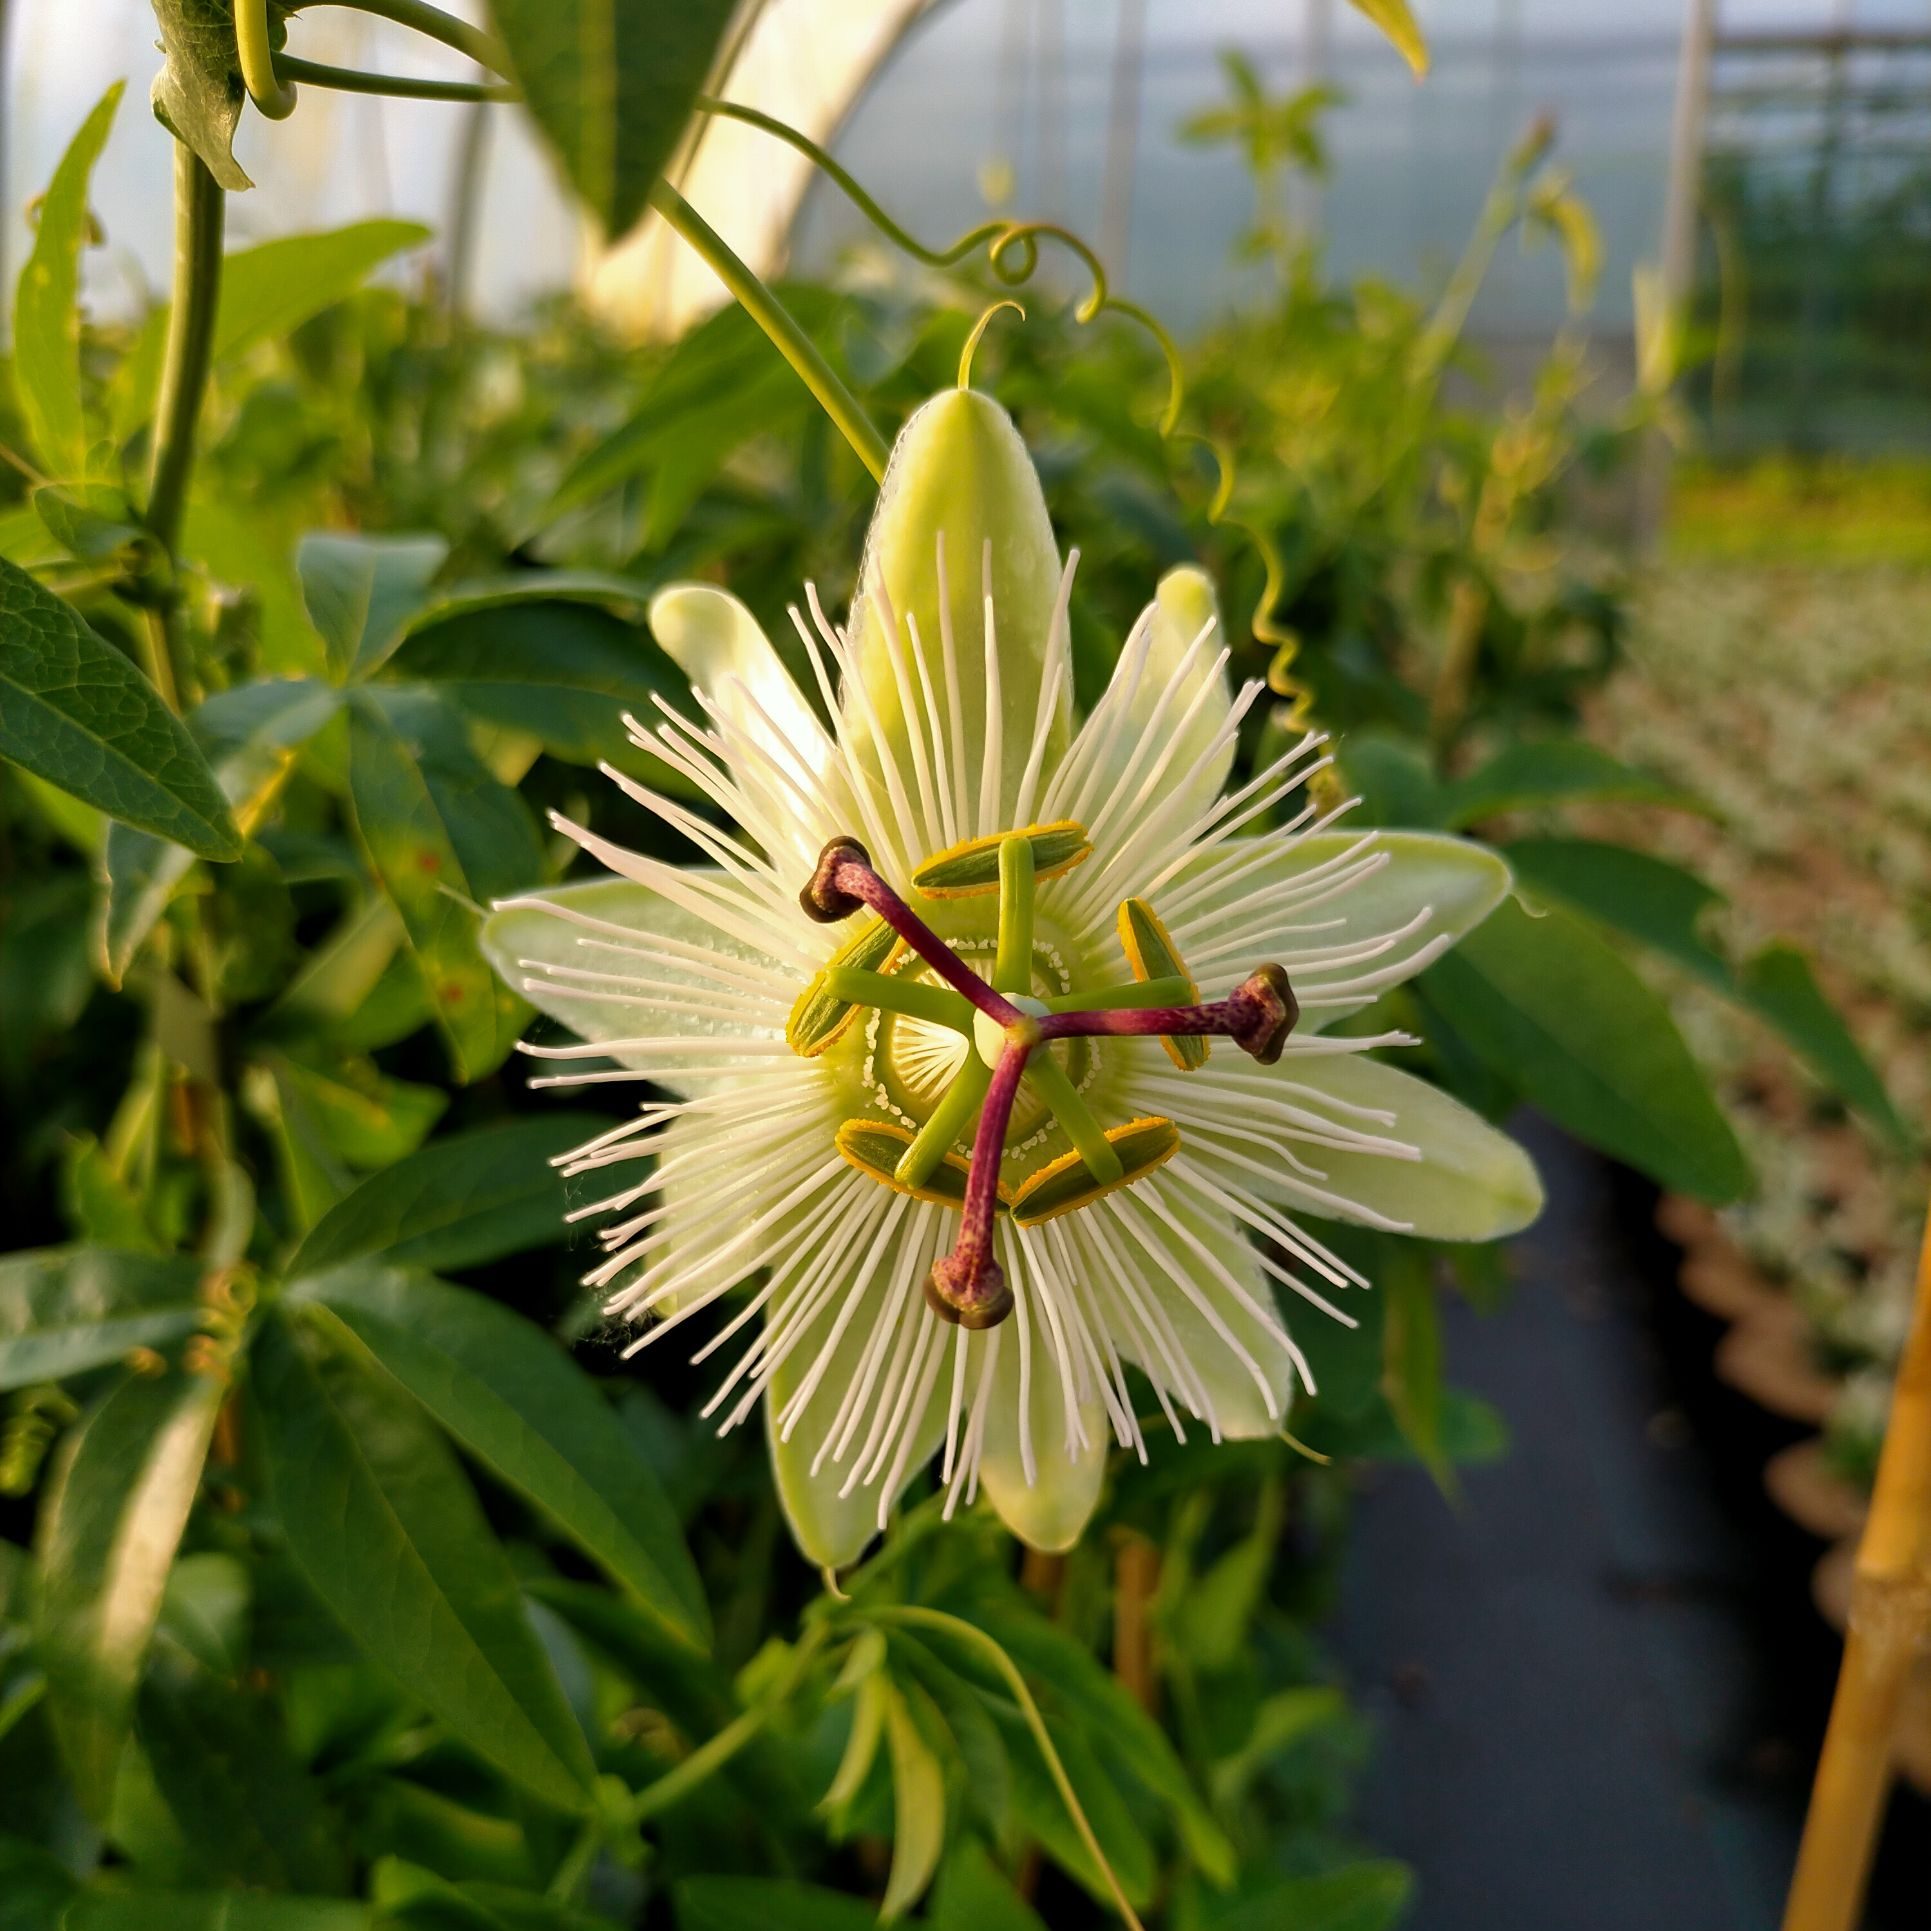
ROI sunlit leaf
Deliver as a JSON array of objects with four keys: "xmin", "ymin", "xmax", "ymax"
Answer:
[
  {"xmin": 149, "ymin": 0, "xmax": 260, "ymax": 191},
  {"xmin": 0, "ymin": 1247, "xmax": 202, "ymax": 1393},
  {"xmin": 34, "ymin": 1369, "xmax": 222, "ymax": 1811},
  {"xmin": 13, "ymin": 85, "xmax": 121, "ymax": 477},
  {"xmin": 1347, "ymin": 0, "xmax": 1429, "ymax": 77},
  {"xmin": 485, "ymin": 0, "xmax": 737, "ymax": 235}
]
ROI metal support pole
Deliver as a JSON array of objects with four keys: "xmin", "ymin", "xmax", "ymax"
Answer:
[{"xmin": 1638, "ymin": 0, "xmax": 1719, "ymax": 549}]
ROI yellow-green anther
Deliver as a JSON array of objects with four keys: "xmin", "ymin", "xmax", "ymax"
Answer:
[
  {"xmin": 994, "ymin": 833, "xmax": 1035, "ymax": 994},
  {"xmin": 1045, "ymin": 975, "xmax": 1192, "ymax": 1014},
  {"xmin": 822, "ymin": 966, "xmax": 973, "ymax": 1033},
  {"xmin": 895, "ymin": 1056, "xmax": 993, "ymax": 1189},
  {"xmin": 1023, "ymin": 1054, "xmax": 1123, "ymax": 1185}
]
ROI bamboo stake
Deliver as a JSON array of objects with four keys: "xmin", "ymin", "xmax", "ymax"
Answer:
[{"xmin": 1782, "ymin": 1203, "xmax": 1931, "ymax": 1931}]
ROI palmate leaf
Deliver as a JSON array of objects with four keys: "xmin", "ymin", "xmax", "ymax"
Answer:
[
  {"xmin": 249, "ymin": 1310, "xmax": 597, "ymax": 1813},
  {"xmin": 291, "ymin": 1265, "xmax": 709, "ymax": 1651},
  {"xmin": 0, "ymin": 556, "xmax": 242, "ymax": 859},
  {"xmin": 485, "ymin": 0, "xmax": 736, "ymax": 236},
  {"xmin": 33, "ymin": 1369, "xmax": 224, "ymax": 1812},
  {"xmin": 14, "ymin": 84, "xmax": 122, "ymax": 478}
]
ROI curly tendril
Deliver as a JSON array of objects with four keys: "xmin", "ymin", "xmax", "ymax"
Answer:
[
  {"xmin": 958, "ymin": 300, "xmax": 1026, "ymax": 391},
  {"xmin": 693, "ymin": 95, "xmax": 1183, "ymax": 434}
]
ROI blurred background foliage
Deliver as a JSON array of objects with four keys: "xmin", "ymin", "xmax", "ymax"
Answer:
[{"xmin": 0, "ymin": 3, "xmax": 1924, "ymax": 1926}]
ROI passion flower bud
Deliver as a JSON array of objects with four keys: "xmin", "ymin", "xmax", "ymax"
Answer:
[{"xmin": 846, "ymin": 388, "xmax": 1068, "ymax": 831}]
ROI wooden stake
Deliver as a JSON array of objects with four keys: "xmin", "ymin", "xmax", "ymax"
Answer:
[{"xmin": 1782, "ymin": 1203, "xmax": 1931, "ymax": 1931}]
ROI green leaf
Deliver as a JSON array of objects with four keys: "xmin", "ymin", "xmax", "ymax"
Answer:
[
  {"xmin": 150, "ymin": 0, "xmax": 261, "ymax": 191},
  {"xmin": 266, "ymin": 1052, "xmax": 446, "ymax": 1170},
  {"xmin": 249, "ymin": 1310, "xmax": 597, "ymax": 1812},
  {"xmin": 100, "ymin": 732, "xmax": 293, "ymax": 986},
  {"xmin": 287, "ymin": 1113, "xmax": 604, "ymax": 1279},
  {"xmin": 346, "ymin": 688, "xmax": 540, "ymax": 1083},
  {"xmin": 930, "ymin": 1840, "xmax": 1047, "ymax": 1931},
  {"xmin": 1505, "ymin": 839, "xmax": 1910, "ymax": 1149},
  {"xmin": 298, "ymin": 533, "xmax": 448, "ymax": 683},
  {"xmin": 672, "ymin": 1878, "xmax": 881, "ymax": 1931},
  {"xmin": 1739, "ymin": 943, "xmax": 1912, "ymax": 1151},
  {"xmin": 1381, "ymin": 1247, "xmax": 1451, "ymax": 1494},
  {"xmin": 1209, "ymin": 1861, "xmax": 1415, "ymax": 1931},
  {"xmin": 1439, "ymin": 740, "xmax": 1706, "ymax": 829},
  {"xmin": 137, "ymin": 1668, "xmax": 349, "ymax": 1893},
  {"xmin": 66, "ymin": 1897, "xmax": 373, "ymax": 1931},
  {"xmin": 0, "ymin": 555, "xmax": 242, "ymax": 859},
  {"xmin": 35, "ymin": 485, "xmax": 154, "ymax": 567},
  {"xmin": 33, "ymin": 1369, "xmax": 222, "ymax": 1809},
  {"xmin": 880, "ymin": 1682, "xmax": 945, "ymax": 1920},
  {"xmin": 549, "ymin": 293, "xmax": 841, "ymax": 515},
  {"xmin": 13, "ymin": 85, "xmax": 121, "ymax": 477},
  {"xmin": 0, "ymin": 1835, "xmax": 78, "ymax": 1931},
  {"xmin": 961, "ymin": 1595, "xmax": 1233, "ymax": 1884},
  {"xmin": 485, "ymin": 0, "xmax": 737, "ymax": 235},
  {"xmin": 0, "ymin": 1248, "xmax": 203, "ymax": 1392},
  {"xmin": 1347, "ymin": 1, "xmax": 1430, "ymax": 76},
  {"xmin": 1422, "ymin": 896, "xmax": 1752, "ymax": 1203},
  {"xmin": 1503, "ymin": 836, "xmax": 1731, "ymax": 992},
  {"xmin": 294, "ymin": 1267, "xmax": 708, "ymax": 1652},
  {"xmin": 109, "ymin": 220, "xmax": 433, "ymax": 443},
  {"xmin": 384, "ymin": 585, "xmax": 685, "ymax": 767}
]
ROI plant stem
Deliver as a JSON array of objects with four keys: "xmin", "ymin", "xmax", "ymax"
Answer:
[
  {"xmin": 145, "ymin": 142, "xmax": 225, "ymax": 709},
  {"xmin": 315, "ymin": 0, "xmax": 505, "ymax": 71},
  {"xmin": 271, "ymin": 54, "xmax": 515, "ymax": 103},
  {"xmin": 647, "ymin": 179, "xmax": 890, "ymax": 483},
  {"xmin": 1782, "ymin": 1202, "xmax": 1931, "ymax": 1931}
]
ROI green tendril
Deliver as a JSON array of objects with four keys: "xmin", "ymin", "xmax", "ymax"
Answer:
[
  {"xmin": 866, "ymin": 1606, "xmax": 1147, "ymax": 1931},
  {"xmin": 693, "ymin": 95, "xmax": 1184, "ymax": 429},
  {"xmin": 238, "ymin": 0, "xmax": 299, "ymax": 118},
  {"xmin": 959, "ymin": 299, "xmax": 1026, "ymax": 391},
  {"xmin": 272, "ymin": 55, "xmax": 516, "ymax": 104}
]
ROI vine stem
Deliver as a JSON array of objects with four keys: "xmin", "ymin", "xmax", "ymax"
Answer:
[
  {"xmin": 870, "ymin": 1605, "xmax": 1147, "ymax": 1931},
  {"xmin": 1782, "ymin": 1201, "xmax": 1931, "ymax": 1931},
  {"xmin": 145, "ymin": 141, "xmax": 224, "ymax": 710},
  {"xmin": 648, "ymin": 180, "xmax": 889, "ymax": 482},
  {"xmin": 315, "ymin": 0, "xmax": 506, "ymax": 71}
]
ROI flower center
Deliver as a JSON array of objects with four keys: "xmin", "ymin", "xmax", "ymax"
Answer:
[{"xmin": 794, "ymin": 828, "xmax": 1298, "ymax": 1327}]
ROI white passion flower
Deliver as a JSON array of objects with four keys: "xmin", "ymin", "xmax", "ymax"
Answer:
[{"xmin": 482, "ymin": 390, "xmax": 1543, "ymax": 1569}]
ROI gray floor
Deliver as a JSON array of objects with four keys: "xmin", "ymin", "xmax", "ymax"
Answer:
[{"xmin": 1330, "ymin": 1121, "xmax": 1911, "ymax": 1931}]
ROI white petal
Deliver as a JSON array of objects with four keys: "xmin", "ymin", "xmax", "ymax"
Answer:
[
  {"xmin": 1183, "ymin": 1051, "xmax": 1544, "ymax": 1240},
  {"xmin": 977, "ymin": 1286, "xmax": 1110, "ymax": 1552},
  {"xmin": 1098, "ymin": 1187, "xmax": 1301, "ymax": 1440},
  {"xmin": 1159, "ymin": 830, "xmax": 1510, "ymax": 1027}
]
